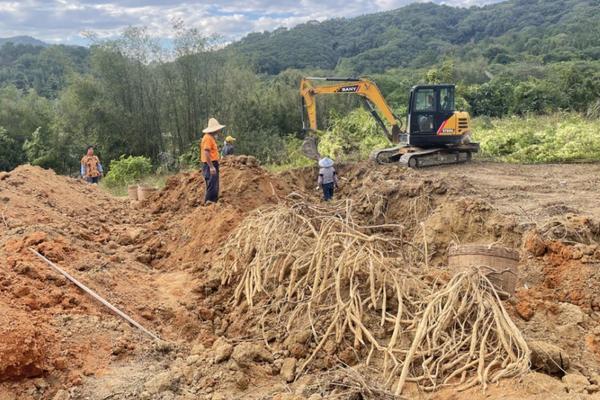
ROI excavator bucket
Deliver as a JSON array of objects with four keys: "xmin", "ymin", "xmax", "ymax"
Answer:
[{"xmin": 301, "ymin": 135, "xmax": 320, "ymax": 161}]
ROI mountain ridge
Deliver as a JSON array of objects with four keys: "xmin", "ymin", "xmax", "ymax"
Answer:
[
  {"xmin": 0, "ymin": 36, "xmax": 48, "ymax": 47},
  {"xmin": 228, "ymin": 0, "xmax": 600, "ymax": 74}
]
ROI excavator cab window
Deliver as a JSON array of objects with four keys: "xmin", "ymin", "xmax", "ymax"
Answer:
[
  {"xmin": 415, "ymin": 89, "xmax": 436, "ymax": 112},
  {"xmin": 408, "ymin": 85, "xmax": 455, "ymax": 137},
  {"xmin": 412, "ymin": 88, "xmax": 436, "ymax": 134},
  {"xmin": 440, "ymin": 87, "xmax": 455, "ymax": 112}
]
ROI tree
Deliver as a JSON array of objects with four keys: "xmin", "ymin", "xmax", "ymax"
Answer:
[
  {"xmin": 425, "ymin": 60, "xmax": 455, "ymax": 84},
  {"xmin": 0, "ymin": 126, "xmax": 21, "ymax": 171}
]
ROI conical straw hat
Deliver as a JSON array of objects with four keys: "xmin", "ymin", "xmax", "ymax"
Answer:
[
  {"xmin": 318, "ymin": 157, "xmax": 334, "ymax": 168},
  {"xmin": 203, "ymin": 118, "xmax": 226, "ymax": 133}
]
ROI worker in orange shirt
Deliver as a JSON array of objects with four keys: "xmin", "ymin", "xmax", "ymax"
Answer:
[
  {"xmin": 200, "ymin": 118, "xmax": 224, "ymax": 204},
  {"xmin": 80, "ymin": 146, "xmax": 103, "ymax": 184}
]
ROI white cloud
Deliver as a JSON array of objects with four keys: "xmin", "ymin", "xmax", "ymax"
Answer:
[
  {"xmin": 0, "ymin": 2, "xmax": 21, "ymax": 12},
  {"xmin": 0, "ymin": 0, "xmax": 502, "ymax": 45}
]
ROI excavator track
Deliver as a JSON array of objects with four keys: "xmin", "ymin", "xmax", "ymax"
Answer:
[
  {"xmin": 398, "ymin": 143, "xmax": 479, "ymax": 168},
  {"xmin": 368, "ymin": 146, "xmax": 403, "ymax": 164},
  {"xmin": 370, "ymin": 143, "xmax": 479, "ymax": 168}
]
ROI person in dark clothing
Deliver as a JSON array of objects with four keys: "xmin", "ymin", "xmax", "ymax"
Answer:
[
  {"xmin": 200, "ymin": 118, "xmax": 225, "ymax": 204},
  {"xmin": 317, "ymin": 157, "xmax": 339, "ymax": 201},
  {"xmin": 222, "ymin": 135, "xmax": 236, "ymax": 156}
]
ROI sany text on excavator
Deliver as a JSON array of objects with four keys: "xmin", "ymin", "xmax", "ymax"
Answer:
[{"xmin": 300, "ymin": 77, "xmax": 479, "ymax": 168}]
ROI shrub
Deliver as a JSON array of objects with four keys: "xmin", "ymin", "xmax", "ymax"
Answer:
[
  {"xmin": 473, "ymin": 113, "xmax": 600, "ymax": 163},
  {"xmin": 103, "ymin": 155, "xmax": 153, "ymax": 188},
  {"xmin": 178, "ymin": 143, "xmax": 200, "ymax": 170},
  {"xmin": 587, "ymin": 100, "xmax": 600, "ymax": 119},
  {"xmin": 268, "ymin": 135, "xmax": 314, "ymax": 171},
  {"xmin": 318, "ymin": 108, "xmax": 390, "ymax": 161}
]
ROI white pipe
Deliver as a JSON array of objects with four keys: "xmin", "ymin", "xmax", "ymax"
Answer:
[{"xmin": 29, "ymin": 248, "xmax": 161, "ymax": 341}]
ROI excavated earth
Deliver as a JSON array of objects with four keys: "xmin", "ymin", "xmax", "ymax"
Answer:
[{"xmin": 2, "ymin": 157, "xmax": 600, "ymax": 399}]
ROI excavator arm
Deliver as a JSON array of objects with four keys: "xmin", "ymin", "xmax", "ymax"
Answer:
[{"xmin": 300, "ymin": 77, "xmax": 402, "ymax": 143}]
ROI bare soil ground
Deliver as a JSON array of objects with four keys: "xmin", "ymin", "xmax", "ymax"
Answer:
[{"xmin": 2, "ymin": 158, "xmax": 600, "ymax": 399}]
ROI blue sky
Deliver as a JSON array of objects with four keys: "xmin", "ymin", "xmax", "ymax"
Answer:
[{"xmin": 0, "ymin": 0, "xmax": 500, "ymax": 45}]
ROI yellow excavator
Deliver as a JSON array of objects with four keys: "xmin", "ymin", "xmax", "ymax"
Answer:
[{"xmin": 300, "ymin": 77, "xmax": 479, "ymax": 168}]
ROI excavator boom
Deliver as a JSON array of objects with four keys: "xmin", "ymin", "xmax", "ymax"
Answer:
[{"xmin": 300, "ymin": 77, "xmax": 402, "ymax": 143}]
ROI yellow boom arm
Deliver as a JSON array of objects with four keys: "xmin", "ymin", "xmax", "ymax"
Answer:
[{"xmin": 300, "ymin": 77, "xmax": 402, "ymax": 143}]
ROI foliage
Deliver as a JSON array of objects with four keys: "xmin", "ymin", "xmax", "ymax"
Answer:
[
  {"xmin": 0, "ymin": 126, "xmax": 20, "ymax": 171},
  {"xmin": 2, "ymin": 1, "xmax": 600, "ymax": 173},
  {"xmin": 461, "ymin": 62, "xmax": 600, "ymax": 117},
  {"xmin": 587, "ymin": 100, "xmax": 600, "ymax": 119},
  {"xmin": 0, "ymin": 42, "xmax": 89, "ymax": 97},
  {"xmin": 0, "ymin": 85, "xmax": 67, "ymax": 172},
  {"xmin": 101, "ymin": 172, "xmax": 169, "ymax": 197},
  {"xmin": 0, "ymin": 36, "xmax": 47, "ymax": 47},
  {"xmin": 463, "ymin": 79, "xmax": 514, "ymax": 117},
  {"xmin": 178, "ymin": 142, "xmax": 200, "ymax": 170},
  {"xmin": 317, "ymin": 109, "xmax": 390, "ymax": 161},
  {"xmin": 473, "ymin": 113, "xmax": 600, "ymax": 163},
  {"xmin": 266, "ymin": 136, "xmax": 314, "ymax": 172},
  {"xmin": 425, "ymin": 60, "xmax": 456, "ymax": 84},
  {"xmin": 103, "ymin": 155, "xmax": 153, "ymax": 188},
  {"xmin": 0, "ymin": 27, "xmax": 304, "ymax": 172},
  {"xmin": 230, "ymin": 0, "xmax": 600, "ymax": 75}
]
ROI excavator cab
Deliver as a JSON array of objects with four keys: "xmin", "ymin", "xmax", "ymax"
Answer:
[{"xmin": 406, "ymin": 85, "xmax": 471, "ymax": 147}]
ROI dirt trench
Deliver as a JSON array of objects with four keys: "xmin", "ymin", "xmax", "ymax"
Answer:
[{"xmin": 2, "ymin": 158, "xmax": 600, "ymax": 399}]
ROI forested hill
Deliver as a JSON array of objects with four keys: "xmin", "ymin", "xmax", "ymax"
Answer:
[
  {"xmin": 2, "ymin": 0, "xmax": 598, "ymax": 97},
  {"xmin": 0, "ymin": 42, "xmax": 89, "ymax": 97},
  {"xmin": 0, "ymin": 36, "xmax": 47, "ymax": 47},
  {"xmin": 229, "ymin": 0, "xmax": 600, "ymax": 74}
]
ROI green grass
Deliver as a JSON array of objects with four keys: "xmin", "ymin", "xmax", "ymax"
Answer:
[
  {"xmin": 106, "ymin": 112, "xmax": 600, "ymax": 187},
  {"xmin": 473, "ymin": 113, "xmax": 600, "ymax": 163}
]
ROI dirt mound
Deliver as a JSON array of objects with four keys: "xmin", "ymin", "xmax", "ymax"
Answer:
[
  {"xmin": 4, "ymin": 161, "xmax": 600, "ymax": 399},
  {"xmin": 0, "ymin": 165, "xmax": 126, "ymax": 230},
  {"xmin": 149, "ymin": 155, "xmax": 289, "ymax": 214},
  {"xmin": 142, "ymin": 156, "xmax": 292, "ymax": 271},
  {"xmin": 0, "ymin": 166, "xmax": 168, "ymax": 397},
  {"xmin": 420, "ymin": 198, "xmax": 521, "ymax": 262},
  {"xmin": 301, "ymin": 162, "xmax": 520, "ymax": 260},
  {"xmin": 0, "ymin": 304, "xmax": 50, "ymax": 381}
]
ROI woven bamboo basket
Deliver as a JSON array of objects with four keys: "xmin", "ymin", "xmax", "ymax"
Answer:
[
  {"xmin": 448, "ymin": 244, "xmax": 520, "ymax": 297},
  {"xmin": 137, "ymin": 186, "xmax": 157, "ymax": 201},
  {"xmin": 127, "ymin": 185, "xmax": 139, "ymax": 201}
]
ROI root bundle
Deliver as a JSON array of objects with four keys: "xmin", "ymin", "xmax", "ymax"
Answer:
[
  {"xmin": 394, "ymin": 270, "xmax": 529, "ymax": 394},
  {"xmin": 216, "ymin": 197, "xmax": 529, "ymax": 394}
]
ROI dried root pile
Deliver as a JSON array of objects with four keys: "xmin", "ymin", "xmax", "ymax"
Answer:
[
  {"xmin": 394, "ymin": 270, "xmax": 529, "ymax": 394},
  {"xmin": 539, "ymin": 216, "xmax": 600, "ymax": 244},
  {"xmin": 217, "ymin": 198, "xmax": 529, "ymax": 394},
  {"xmin": 308, "ymin": 366, "xmax": 399, "ymax": 399}
]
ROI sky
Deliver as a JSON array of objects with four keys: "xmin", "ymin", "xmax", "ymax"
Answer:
[{"xmin": 0, "ymin": 0, "xmax": 501, "ymax": 46}]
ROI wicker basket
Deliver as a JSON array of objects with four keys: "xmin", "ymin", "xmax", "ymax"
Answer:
[
  {"xmin": 127, "ymin": 185, "xmax": 139, "ymax": 201},
  {"xmin": 137, "ymin": 186, "xmax": 157, "ymax": 201},
  {"xmin": 448, "ymin": 244, "xmax": 520, "ymax": 297}
]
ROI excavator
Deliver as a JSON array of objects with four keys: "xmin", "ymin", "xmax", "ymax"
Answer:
[{"xmin": 300, "ymin": 77, "xmax": 479, "ymax": 168}]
